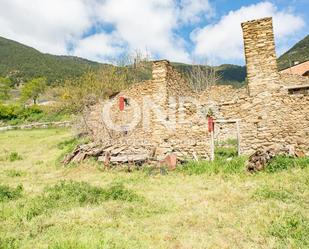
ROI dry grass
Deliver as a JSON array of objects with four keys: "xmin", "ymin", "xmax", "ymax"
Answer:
[{"xmin": 0, "ymin": 128, "xmax": 308, "ymax": 249}]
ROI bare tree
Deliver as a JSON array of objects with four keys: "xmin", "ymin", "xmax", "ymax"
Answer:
[
  {"xmin": 186, "ymin": 60, "xmax": 221, "ymax": 92},
  {"xmin": 111, "ymin": 50, "xmax": 152, "ymax": 83}
]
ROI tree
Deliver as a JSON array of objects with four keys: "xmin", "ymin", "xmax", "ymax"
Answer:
[
  {"xmin": 21, "ymin": 77, "xmax": 47, "ymax": 104},
  {"xmin": 0, "ymin": 76, "xmax": 11, "ymax": 101},
  {"xmin": 185, "ymin": 61, "xmax": 221, "ymax": 92}
]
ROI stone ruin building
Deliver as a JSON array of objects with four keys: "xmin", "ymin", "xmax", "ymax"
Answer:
[{"xmin": 80, "ymin": 17, "xmax": 309, "ymax": 163}]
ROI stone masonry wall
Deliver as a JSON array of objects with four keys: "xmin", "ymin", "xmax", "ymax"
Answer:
[
  {"xmin": 242, "ymin": 17, "xmax": 280, "ymax": 96},
  {"xmin": 83, "ymin": 17, "xmax": 309, "ymax": 159}
]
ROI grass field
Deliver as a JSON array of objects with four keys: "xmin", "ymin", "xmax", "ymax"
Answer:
[{"xmin": 0, "ymin": 128, "xmax": 309, "ymax": 249}]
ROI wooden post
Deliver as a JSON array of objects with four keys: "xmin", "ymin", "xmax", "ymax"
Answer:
[
  {"xmin": 210, "ymin": 130, "xmax": 215, "ymax": 161},
  {"xmin": 236, "ymin": 121, "xmax": 241, "ymax": 156}
]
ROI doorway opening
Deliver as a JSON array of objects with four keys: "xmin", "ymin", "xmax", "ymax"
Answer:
[{"xmin": 210, "ymin": 119, "xmax": 240, "ymax": 160}]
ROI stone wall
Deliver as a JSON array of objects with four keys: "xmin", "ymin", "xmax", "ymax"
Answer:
[
  {"xmin": 83, "ymin": 17, "xmax": 309, "ymax": 159},
  {"xmin": 0, "ymin": 121, "xmax": 72, "ymax": 132},
  {"xmin": 242, "ymin": 17, "xmax": 280, "ymax": 96}
]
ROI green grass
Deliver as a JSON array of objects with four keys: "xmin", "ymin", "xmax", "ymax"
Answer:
[
  {"xmin": 269, "ymin": 212, "xmax": 309, "ymax": 248},
  {"xmin": 5, "ymin": 169, "xmax": 25, "ymax": 177},
  {"xmin": 0, "ymin": 128, "xmax": 308, "ymax": 248},
  {"xmin": 253, "ymin": 185, "xmax": 294, "ymax": 202},
  {"xmin": 25, "ymin": 181, "xmax": 141, "ymax": 221},
  {"xmin": 0, "ymin": 184, "xmax": 23, "ymax": 202},
  {"xmin": 178, "ymin": 156, "xmax": 246, "ymax": 175},
  {"xmin": 8, "ymin": 152, "xmax": 23, "ymax": 162},
  {"xmin": 266, "ymin": 155, "xmax": 309, "ymax": 173}
]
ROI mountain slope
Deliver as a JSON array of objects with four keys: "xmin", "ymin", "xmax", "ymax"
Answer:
[
  {"xmin": 0, "ymin": 36, "xmax": 100, "ymax": 84},
  {"xmin": 0, "ymin": 36, "xmax": 247, "ymax": 86},
  {"xmin": 1, "ymin": 34, "xmax": 308, "ymax": 87},
  {"xmin": 277, "ymin": 35, "xmax": 309, "ymax": 70},
  {"xmin": 172, "ymin": 62, "xmax": 246, "ymax": 86}
]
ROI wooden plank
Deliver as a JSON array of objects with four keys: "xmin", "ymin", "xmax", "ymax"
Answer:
[{"xmin": 110, "ymin": 154, "xmax": 149, "ymax": 163}]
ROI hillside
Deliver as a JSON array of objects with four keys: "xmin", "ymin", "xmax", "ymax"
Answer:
[
  {"xmin": 0, "ymin": 36, "xmax": 246, "ymax": 86},
  {"xmin": 0, "ymin": 36, "xmax": 100, "ymax": 84},
  {"xmin": 277, "ymin": 35, "xmax": 309, "ymax": 70},
  {"xmin": 172, "ymin": 62, "xmax": 246, "ymax": 86},
  {"xmin": 1, "ymin": 34, "xmax": 308, "ymax": 87}
]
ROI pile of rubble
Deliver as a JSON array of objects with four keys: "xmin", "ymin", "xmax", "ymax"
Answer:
[
  {"xmin": 62, "ymin": 143, "xmax": 180, "ymax": 169},
  {"xmin": 246, "ymin": 145, "xmax": 305, "ymax": 172},
  {"xmin": 63, "ymin": 141, "xmax": 306, "ymax": 172}
]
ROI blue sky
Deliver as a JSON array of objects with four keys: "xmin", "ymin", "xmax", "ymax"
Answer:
[{"xmin": 0, "ymin": 0, "xmax": 308, "ymax": 65}]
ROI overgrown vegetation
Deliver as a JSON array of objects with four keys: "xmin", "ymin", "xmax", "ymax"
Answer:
[
  {"xmin": 0, "ymin": 184, "xmax": 23, "ymax": 202},
  {"xmin": 0, "ymin": 76, "xmax": 12, "ymax": 101},
  {"xmin": 269, "ymin": 213, "xmax": 309, "ymax": 248},
  {"xmin": 5, "ymin": 169, "xmax": 25, "ymax": 177},
  {"xmin": 1, "ymin": 129, "xmax": 309, "ymax": 248},
  {"xmin": 8, "ymin": 152, "xmax": 23, "ymax": 162},
  {"xmin": 178, "ymin": 157, "xmax": 246, "ymax": 175},
  {"xmin": 0, "ymin": 103, "xmax": 70, "ymax": 126},
  {"xmin": 266, "ymin": 155, "xmax": 309, "ymax": 173},
  {"xmin": 21, "ymin": 77, "xmax": 47, "ymax": 104},
  {"xmin": 24, "ymin": 181, "xmax": 141, "ymax": 220},
  {"xmin": 253, "ymin": 185, "xmax": 294, "ymax": 202}
]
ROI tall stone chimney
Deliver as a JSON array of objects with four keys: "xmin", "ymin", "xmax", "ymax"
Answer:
[
  {"xmin": 241, "ymin": 17, "xmax": 279, "ymax": 96},
  {"xmin": 152, "ymin": 60, "xmax": 170, "ymax": 82}
]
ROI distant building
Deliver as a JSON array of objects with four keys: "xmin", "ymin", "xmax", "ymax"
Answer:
[{"xmin": 280, "ymin": 60, "xmax": 309, "ymax": 77}]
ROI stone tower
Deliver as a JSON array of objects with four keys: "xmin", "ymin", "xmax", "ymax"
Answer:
[{"xmin": 241, "ymin": 17, "xmax": 279, "ymax": 96}]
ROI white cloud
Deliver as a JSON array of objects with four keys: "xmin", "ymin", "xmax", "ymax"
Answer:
[
  {"xmin": 191, "ymin": 1, "xmax": 305, "ymax": 63},
  {"xmin": 94, "ymin": 0, "xmax": 191, "ymax": 62},
  {"xmin": 73, "ymin": 32, "xmax": 125, "ymax": 62},
  {"xmin": 0, "ymin": 0, "xmax": 213, "ymax": 62},
  {"xmin": 178, "ymin": 0, "xmax": 213, "ymax": 24},
  {"xmin": 1, "ymin": 0, "xmax": 303, "ymax": 64},
  {"xmin": 0, "ymin": 0, "xmax": 92, "ymax": 54}
]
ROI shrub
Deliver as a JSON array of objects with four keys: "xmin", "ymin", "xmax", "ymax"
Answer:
[
  {"xmin": 0, "ymin": 103, "xmax": 70, "ymax": 125},
  {"xmin": 0, "ymin": 104, "xmax": 42, "ymax": 121},
  {"xmin": 9, "ymin": 152, "xmax": 23, "ymax": 162},
  {"xmin": 104, "ymin": 183, "xmax": 141, "ymax": 202},
  {"xmin": 269, "ymin": 213, "xmax": 309, "ymax": 248},
  {"xmin": 0, "ymin": 184, "xmax": 23, "ymax": 202}
]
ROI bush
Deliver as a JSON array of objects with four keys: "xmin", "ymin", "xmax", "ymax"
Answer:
[
  {"xmin": 178, "ymin": 157, "xmax": 246, "ymax": 175},
  {"xmin": 266, "ymin": 156, "xmax": 309, "ymax": 173},
  {"xmin": 0, "ymin": 184, "xmax": 23, "ymax": 202},
  {"xmin": 104, "ymin": 183, "xmax": 141, "ymax": 202},
  {"xmin": 0, "ymin": 104, "xmax": 42, "ymax": 121},
  {"xmin": 9, "ymin": 152, "xmax": 23, "ymax": 162},
  {"xmin": 0, "ymin": 103, "xmax": 70, "ymax": 125}
]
